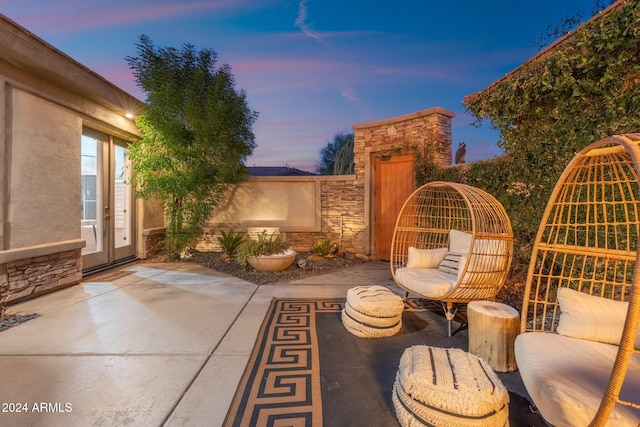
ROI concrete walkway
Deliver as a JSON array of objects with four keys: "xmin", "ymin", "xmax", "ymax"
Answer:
[
  {"xmin": 0, "ymin": 260, "xmax": 527, "ymax": 426},
  {"xmin": 0, "ymin": 261, "xmax": 396, "ymax": 426}
]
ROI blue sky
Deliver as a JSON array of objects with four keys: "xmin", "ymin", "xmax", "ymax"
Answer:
[{"xmin": 3, "ymin": 0, "xmax": 599, "ymax": 171}]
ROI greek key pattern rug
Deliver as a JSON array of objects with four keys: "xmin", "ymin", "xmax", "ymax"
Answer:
[
  {"xmin": 223, "ymin": 299, "xmax": 342, "ymax": 427},
  {"xmin": 222, "ymin": 298, "xmax": 441, "ymax": 427},
  {"xmin": 224, "ymin": 297, "xmax": 545, "ymax": 427}
]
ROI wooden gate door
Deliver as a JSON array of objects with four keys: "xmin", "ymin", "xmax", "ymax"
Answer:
[{"xmin": 374, "ymin": 154, "xmax": 415, "ymax": 260}]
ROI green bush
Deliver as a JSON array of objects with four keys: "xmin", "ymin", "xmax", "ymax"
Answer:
[
  {"xmin": 216, "ymin": 229, "xmax": 245, "ymax": 260},
  {"xmin": 312, "ymin": 238, "xmax": 334, "ymax": 256},
  {"xmin": 236, "ymin": 230, "xmax": 288, "ymax": 266}
]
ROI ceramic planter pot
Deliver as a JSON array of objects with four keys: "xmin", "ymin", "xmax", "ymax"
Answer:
[{"xmin": 248, "ymin": 251, "xmax": 297, "ymax": 272}]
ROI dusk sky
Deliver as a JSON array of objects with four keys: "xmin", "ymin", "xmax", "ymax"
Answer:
[{"xmin": 4, "ymin": 0, "xmax": 599, "ymax": 172}]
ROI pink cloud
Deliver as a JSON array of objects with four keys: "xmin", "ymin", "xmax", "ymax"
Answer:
[
  {"xmin": 372, "ymin": 65, "xmax": 467, "ymax": 83},
  {"xmin": 97, "ymin": 64, "xmax": 145, "ymax": 100},
  {"xmin": 10, "ymin": 0, "xmax": 254, "ymax": 34}
]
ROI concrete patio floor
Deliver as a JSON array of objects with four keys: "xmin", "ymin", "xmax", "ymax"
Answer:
[{"xmin": 0, "ymin": 260, "xmax": 532, "ymax": 426}]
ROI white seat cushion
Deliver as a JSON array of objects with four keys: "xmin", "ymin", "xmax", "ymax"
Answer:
[
  {"xmin": 515, "ymin": 332, "xmax": 640, "ymax": 427},
  {"xmin": 395, "ymin": 267, "xmax": 457, "ymax": 298}
]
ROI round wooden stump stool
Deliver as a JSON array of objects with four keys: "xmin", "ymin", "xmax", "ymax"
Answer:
[{"xmin": 468, "ymin": 301, "xmax": 519, "ymax": 372}]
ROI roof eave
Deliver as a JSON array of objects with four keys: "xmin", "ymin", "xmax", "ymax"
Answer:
[{"xmin": 0, "ymin": 14, "xmax": 145, "ymax": 120}]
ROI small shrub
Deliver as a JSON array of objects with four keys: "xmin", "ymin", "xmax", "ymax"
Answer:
[
  {"xmin": 312, "ymin": 238, "xmax": 334, "ymax": 256},
  {"xmin": 236, "ymin": 230, "xmax": 288, "ymax": 266},
  {"xmin": 217, "ymin": 229, "xmax": 245, "ymax": 261}
]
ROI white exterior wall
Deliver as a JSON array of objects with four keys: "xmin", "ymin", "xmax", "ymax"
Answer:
[
  {"xmin": 208, "ymin": 179, "xmax": 320, "ymax": 231},
  {"xmin": 9, "ymin": 90, "xmax": 82, "ymax": 247}
]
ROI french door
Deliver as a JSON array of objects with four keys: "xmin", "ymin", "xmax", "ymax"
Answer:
[{"xmin": 81, "ymin": 128, "xmax": 135, "ymax": 271}]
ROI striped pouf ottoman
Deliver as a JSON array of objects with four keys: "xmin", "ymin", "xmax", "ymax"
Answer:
[
  {"xmin": 342, "ymin": 285, "xmax": 404, "ymax": 338},
  {"xmin": 393, "ymin": 346, "xmax": 509, "ymax": 427}
]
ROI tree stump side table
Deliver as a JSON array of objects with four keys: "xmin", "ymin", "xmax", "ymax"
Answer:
[{"xmin": 467, "ymin": 300, "xmax": 520, "ymax": 372}]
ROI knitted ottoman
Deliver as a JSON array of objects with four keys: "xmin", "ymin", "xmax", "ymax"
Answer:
[
  {"xmin": 341, "ymin": 285, "xmax": 404, "ymax": 338},
  {"xmin": 393, "ymin": 346, "xmax": 510, "ymax": 427}
]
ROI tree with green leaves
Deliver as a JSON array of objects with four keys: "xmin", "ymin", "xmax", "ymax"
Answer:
[
  {"xmin": 126, "ymin": 35, "xmax": 258, "ymax": 258},
  {"xmin": 316, "ymin": 132, "xmax": 354, "ymax": 175}
]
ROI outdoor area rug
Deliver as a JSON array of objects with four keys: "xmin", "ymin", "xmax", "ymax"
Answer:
[{"xmin": 223, "ymin": 298, "xmax": 546, "ymax": 427}]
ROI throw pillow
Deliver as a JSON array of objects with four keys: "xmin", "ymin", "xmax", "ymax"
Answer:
[
  {"xmin": 557, "ymin": 287, "xmax": 640, "ymax": 349},
  {"xmin": 406, "ymin": 247, "xmax": 448, "ymax": 269},
  {"xmin": 449, "ymin": 229, "xmax": 472, "ymax": 254},
  {"xmin": 438, "ymin": 252, "xmax": 466, "ymax": 277}
]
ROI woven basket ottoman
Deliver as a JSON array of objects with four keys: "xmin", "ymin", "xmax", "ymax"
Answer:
[
  {"xmin": 341, "ymin": 285, "xmax": 404, "ymax": 338},
  {"xmin": 393, "ymin": 345, "xmax": 510, "ymax": 427}
]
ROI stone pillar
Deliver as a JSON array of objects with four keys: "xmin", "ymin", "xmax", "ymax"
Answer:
[
  {"xmin": 352, "ymin": 106, "xmax": 455, "ymax": 256},
  {"xmin": 353, "ymin": 106, "xmax": 455, "ymax": 181}
]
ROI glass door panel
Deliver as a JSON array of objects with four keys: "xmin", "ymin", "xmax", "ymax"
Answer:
[
  {"xmin": 81, "ymin": 131, "xmax": 108, "ymax": 267},
  {"xmin": 81, "ymin": 130, "xmax": 135, "ymax": 271},
  {"xmin": 113, "ymin": 143, "xmax": 135, "ymax": 259}
]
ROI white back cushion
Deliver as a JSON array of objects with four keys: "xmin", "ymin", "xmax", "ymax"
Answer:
[
  {"xmin": 557, "ymin": 287, "xmax": 640, "ymax": 349},
  {"xmin": 406, "ymin": 247, "xmax": 448, "ymax": 268},
  {"xmin": 449, "ymin": 229, "xmax": 472, "ymax": 254}
]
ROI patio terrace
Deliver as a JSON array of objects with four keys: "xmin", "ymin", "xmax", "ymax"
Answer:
[{"xmin": 0, "ymin": 261, "xmax": 535, "ymax": 426}]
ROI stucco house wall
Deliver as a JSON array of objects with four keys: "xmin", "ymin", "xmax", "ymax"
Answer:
[
  {"xmin": 10, "ymin": 90, "xmax": 82, "ymax": 247},
  {"xmin": 0, "ymin": 16, "xmax": 144, "ymax": 302},
  {"xmin": 198, "ymin": 174, "xmax": 365, "ymax": 254}
]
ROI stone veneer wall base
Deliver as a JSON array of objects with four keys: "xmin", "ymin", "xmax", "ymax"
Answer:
[
  {"xmin": 141, "ymin": 228, "xmax": 166, "ymax": 258},
  {"xmin": 0, "ymin": 248, "xmax": 83, "ymax": 304}
]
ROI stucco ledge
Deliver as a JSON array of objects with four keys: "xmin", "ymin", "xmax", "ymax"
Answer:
[{"xmin": 0, "ymin": 239, "xmax": 86, "ymax": 264}]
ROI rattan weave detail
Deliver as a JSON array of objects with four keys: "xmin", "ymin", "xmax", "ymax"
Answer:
[
  {"xmin": 521, "ymin": 133, "xmax": 640, "ymax": 426},
  {"xmin": 390, "ymin": 182, "xmax": 514, "ymax": 315}
]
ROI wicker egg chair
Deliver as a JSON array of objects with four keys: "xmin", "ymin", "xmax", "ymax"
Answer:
[
  {"xmin": 390, "ymin": 181, "xmax": 513, "ymax": 336},
  {"xmin": 515, "ymin": 134, "xmax": 640, "ymax": 427}
]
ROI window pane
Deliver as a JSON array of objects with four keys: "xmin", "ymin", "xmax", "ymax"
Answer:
[
  {"xmin": 114, "ymin": 145, "xmax": 131, "ymax": 248},
  {"xmin": 81, "ymin": 133, "xmax": 103, "ymax": 255}
]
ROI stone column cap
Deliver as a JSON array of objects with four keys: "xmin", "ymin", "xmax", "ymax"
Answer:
[{"xmin": 352, "ymin": 106, "xmax": 455, "ymax": 130}]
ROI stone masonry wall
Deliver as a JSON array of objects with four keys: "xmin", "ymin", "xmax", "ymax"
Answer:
[
  {"xmin": 285, "ymin": 177, "xmax": 365, "ymax": 254},
  {"xmin": 0, "ymin": 249, "xmax": 83, "ymax": 303}
]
